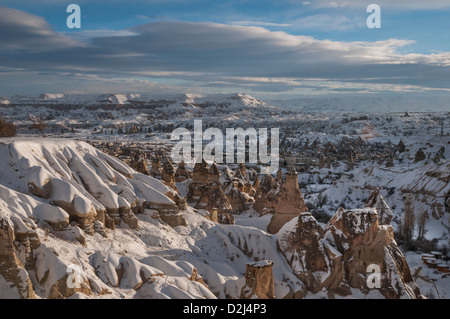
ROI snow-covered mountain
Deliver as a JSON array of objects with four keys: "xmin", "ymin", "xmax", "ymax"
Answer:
[
  {"xmin": 268, "ymin": 96, "xmax": 450, "ymax": 113},
  {"xmin": 0, "ymin": 93, "xmax": 268, "ymax": 110},
  {"xmin": 0, "ymin": 93, "xmax": 283, "ymax": 131},
  {"xmin": 3, "ymin": 93, "xmax": 450, "ymax": 113}
]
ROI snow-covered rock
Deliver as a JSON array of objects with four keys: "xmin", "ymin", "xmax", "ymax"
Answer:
[
  {"xmin": 0, "ymin": 138, "xmax": 431, "ymax": 299},
  {"xmin": 277, "ymin": 208, "xmax": 423, "ymax": 298},
  {"xmin": 0, "ymin": 138, "xmax": 177, "ymax": 231}
]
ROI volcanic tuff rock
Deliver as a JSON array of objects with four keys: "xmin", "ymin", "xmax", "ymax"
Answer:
[
  {"xmin": 278, "ymin": 208, "xmax": 422, "ymax": 298},
  {"xmin": 254, "ymin": 167, "xmax": 308, "ymax": 234},
  {"xmin": 414, "ymin": 148, "xmax": 426, "ymax": 163},
  {"xmin": 364, "ymin": 188, "xmax": 394, "ymax": 225},
  {"xmin": 325, "ymin": 208, "xmax": 421, "ymax": 298},
  {"xmin": 161, "ymin": 157, "xmax": 177, "ymax": 189},
  {"xmin": 221, "ymin": 165, "xmax": 257, "ymax": 214},
  {"xmin": 151, "ymin": 154, "xmax": 162, "ymax": 177},
  {"xmin": 131, "ymin": 153, "xmax": 150, "ymax": 176},
  {"xmin": 240, "ymin": 260, "xmax": 275, "ymax": 299},
  {"xmin": 174, "ymin": 160, "xmax": 190, "ymax": 182},
  {"xmin": 0, "ymin": 139, "xmax": 197, "ymax": 298},
  {"xmin": 0, "ymin": 219, "xmax": 36, "ymax": 299},
  {"xmin": 223, "ymin": 179, "xmax": 255, "ymax": 213},
  {"xmin": 277, "ymin": 212, "xmax": 345, "ymax": 294},
  {"xmin": 187, "ymin": 159, "xmax": 235, "ymax": 224},
  {"xmin": 0, "ymin": 138, "xmax": 427, "ymax": 299}
]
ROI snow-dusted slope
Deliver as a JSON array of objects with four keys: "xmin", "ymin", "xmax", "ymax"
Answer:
[
  {"xmin": 312, "ymin": 160, "xmax": 449, "ymax": 247},
  {"xmin": 0, "ymin": 138, "xmax": 175, "ymax": 223},
  {"xmin": 0, "ymin": 138, "xmax": 307, "ymax": 299},
  {"xmin": 0, "ymin": 138, "xmax": 445, "ymax": 299}
]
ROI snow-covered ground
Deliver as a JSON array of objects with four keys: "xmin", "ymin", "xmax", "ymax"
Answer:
[
  {"xmin": 0, "ymin": 139, "xmax": 305, "ymax": 299},
  {"xmin": 0, "ymin": 93, "xmax": 448, "ymax": 299},
  {"xmin": 404, "ymin": 251, "xmax": 450, "ymax": 299}
]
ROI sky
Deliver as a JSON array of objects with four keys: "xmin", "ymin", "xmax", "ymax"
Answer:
[{"xmin": 1, "ymin": 0, "xmax": 450, "ymax": 99}]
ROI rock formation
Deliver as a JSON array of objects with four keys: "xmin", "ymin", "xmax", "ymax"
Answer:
[
  {"xmin": 432, "ymin": 146, "xmax": 445, "ymax": 164},
  {"xmin": 396, "ymin": 139, "xmax": 406, "ymax": 153},
  {"xmin": 364, "ymin": 188, "xmax": 394, "ymax": 225},
  {"xmin": 325, "ymin": 208, "xmax": 421, "ymax": 298},
  {"xmin": 151, "ymin": 154, "xmax": 162, "ymax": 177},
  {"xmin": 188, "ymin": 268, "xmax": 208, "ymax": 288},
  {"xmin": 254, "ymin": 167, "xmax": 308, "ymax": 234},
  {"xmin": 253, "ymin": 174, "xmax": 277, "ymax": 214},
  {"xmin": 278, "ymin": 207, "xmax": 422, "ymax": 298},
  {"xmin": 174, "ymin": 160, "xmax": 190, "ymax": 182},
  {"xmin": 224, "ymin": 180, "xmax": 255, "ymax": 213},
  {"xmin": 0, "ymin": 216, "xmax": 92, "ymax": 299},
  {"xmin": 221, "ymin": 164, "xmax": 257, "ymax": 214},
  {"xmin": 131, "ymin": 152, "xmax": 150, "ymax": 175},
  {"xmin": 187, "ymin": 159, "xmax": 234, "ymax": 224},
  {"xmin": 240, "ymin": 260, "xmax": 275, "ymax": 299},
  {"xmin": 414, "ymin": 148, "xmax": 426, "ymax": 163},
  {"xmin": 0, "ymin": 219, "xmax": 36, "ymax": 299},
  {"xmin": 0, "ymin": 138, "xmax": 429, "ymax": 299},
  {"xmin": 161, "ymin": 157, "xmax": 176, "ymax": 189},
  {"xmin": 277, "ymin": 213, "xmax": 345, "ymax": 294}
]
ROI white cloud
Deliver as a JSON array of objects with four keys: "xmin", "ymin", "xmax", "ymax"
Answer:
[
  {"xmin": 228, "ymin": 21, "xmax": 292, "ymax": 27},
  {"xmin": 1, "ymin": 7, "xmax": 450, "ymax": 95},
  {"xmin": 62, "ymin": 29, "xmax": 139, "ymax": 41},
  {"xmin": 136, "ymin": 15, "xmax": 150, "ymax": 20},
  {"xmin": 304, "ymin": 0, "xmax": 450, "ymax": 9},
  {"xmin": 0, "ymin": 6, "xmax": 82, "ymax": 52},
  {"xmin": 292, "ymin": 13, "xmax": 363, "ymax": 31}
]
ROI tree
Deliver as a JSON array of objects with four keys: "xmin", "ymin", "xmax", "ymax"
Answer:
[
  {"xmin": 317, "ymin": 192, "xmax": 328, "ymax": 208},
  {"xmin": 401, "ymin": 195, "xmax": 416, "ymax": 244},
  {"xmin": 32, "ymin": 120, "xmax": 47, "ymax": 137},
  {"xmin": 417, "ymin": 210, "xmax": 428, "ymax": 241},
  {"xmin": 0, "ymin": 116, "xmax": 17, "ymax": 137}
]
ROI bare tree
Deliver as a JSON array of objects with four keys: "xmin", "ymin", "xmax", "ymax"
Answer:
[
  {"xmin": 417, "ymin": 210, "xmax": 428, "ymax": 241},
  {"xmin": 401, "ymin": 195, "xmax": 416, "ymax": 244},
  {"xmin": 32, "ymin": 120, "xmax": 47, "ymax": 137},
  {"xmin": 0, "ymin": 116, "xmax": 17, "ymax": 137},
  {"xmin": 317, "ymin": 192, "xmax": 328, "ymax": 208}
]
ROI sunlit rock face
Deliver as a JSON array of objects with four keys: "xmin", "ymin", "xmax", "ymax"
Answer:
[
  {"xmin": 254, "ymin": 167, "xmax": 308, "ymax": 234},
  {"xmin": 278, "ymin": 208, "xmax": 422, "ymax": 298},
  {"xmin": 187, "ymin": 160, "xmax": 234, "ymax": 224}
]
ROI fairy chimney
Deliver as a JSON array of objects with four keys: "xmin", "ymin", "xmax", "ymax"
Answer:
[
  {"xmin": 187, "ymin": 160, "xmax": 234, "ymax": 224},
  {"xmin": 0, "ymin": 219, "xmax": 36, "ymax": 299},
  {"xmin": 364, "ymin": 188, "xmax": 394, "ymax": 225},
  {"xmin": 175, "ymin": 160, "xmax": 190, "ymax": 182},
  {"xmin": 266, "ymin": 167, "xmax": 308, "ymax": 234},
  {"xmin": 240, "ymin": 260, "xmax": 275, "ymax": 299},
  {"xmin": 133, "ymin": 153, "xmax": 150, "ymax": 175},
  {"xmin": 162, "ymin": 157, "xmax": 176, "ymax": 187},
  {"xmin": 151, "ymin": 154, "xmax": 162, "ymax": 177}
]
